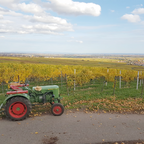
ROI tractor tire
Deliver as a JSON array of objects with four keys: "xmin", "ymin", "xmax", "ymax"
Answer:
[
  {"xmin": 5, "ymin": 97, "xmax": 32, "ymax": 121},
  {"xmin": 51, "ymin": 103, "xmax": 64, "ymax": 116}
]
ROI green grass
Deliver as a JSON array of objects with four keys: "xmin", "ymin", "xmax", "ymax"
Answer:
[
  {"xmin": 0, "ymin": 93, "xmax": 5, "ymax": 105},
  {"xmin": 61, "ymin": 80, "xmax": 142, "ymax": 102},
  {"xmin": 0, "ymin": 79, "xmax": 143, "ymax": 105},
  {"xmin": 0, "ymin": 78, "xmax": 144, "ymax": 118}
]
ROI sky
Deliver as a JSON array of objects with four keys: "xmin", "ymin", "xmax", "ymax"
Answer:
[{"xmin": 0, "ymin": 0, "xmax": 144, "ymax": 54}]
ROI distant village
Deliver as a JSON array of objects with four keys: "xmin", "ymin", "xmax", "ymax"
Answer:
[
  {"xmin": 0, "ymin": 53, "xmax": 60, "ymax": 58},
  {"xmin": 126, "ymin": 59, "xmax": 144, "ymax": 66}
]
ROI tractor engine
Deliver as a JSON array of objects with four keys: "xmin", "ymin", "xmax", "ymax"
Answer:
[{"xmin": 31, "ymin": 85, "xmax": 60, "ymax": 104}]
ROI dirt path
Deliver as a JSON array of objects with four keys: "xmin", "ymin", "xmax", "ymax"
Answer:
[{"xmin": 0, "ymin": 112, "xmax": 144, "ymax": 144}]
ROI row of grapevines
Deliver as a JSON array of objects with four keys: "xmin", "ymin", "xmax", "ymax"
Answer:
[{"xmin": 0, "ymin": 63, "xmax": 142, "ymax": 87}]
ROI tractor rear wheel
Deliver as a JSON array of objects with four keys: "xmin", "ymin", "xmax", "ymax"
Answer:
[
  {"xmin": 5, "ymin": 97, "xmax": 31, "ymax": 121},
  {"xmin": 51, "ymin": 103, "xmax": 64, "ymax": 116}
]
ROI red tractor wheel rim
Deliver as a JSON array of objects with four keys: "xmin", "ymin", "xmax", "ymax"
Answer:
[
  {"xmin": 9, "ymin": 102, "xmax": 27, "ymax": 118},
  {"xmin": 53, "ymin": 106, "xmax": 62, "ymax": 115}
]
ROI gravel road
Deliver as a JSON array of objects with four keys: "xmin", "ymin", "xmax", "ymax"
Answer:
[{"xmin": 0, "ymin": 111, "xmax": 144, "ymax": 144}]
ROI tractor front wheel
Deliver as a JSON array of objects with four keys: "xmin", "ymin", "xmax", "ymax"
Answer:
[
  {"xmin": 51, "ymin": 103, "xmax": 64, "ymax": 116},
  {"xmin": 5, "ymin": 97, "xmax": 31, "ymax": 121}
]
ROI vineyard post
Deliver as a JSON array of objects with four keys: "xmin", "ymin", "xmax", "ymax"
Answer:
[
  {"xmin": 119, "ymin": 70, "xmax": 121, "ymax": 89},
  {"xmin": 51, "ymin": 78, "xmax": 53, "ymax": 84},
  {"xmin": 93, "ymin": 79, "xmax": 95, "ymax": 84},
  {"xmin": 140, "ymin": 71, "xmax": 142, "ymax": 86},
  {"xmin": 136, "ymin": 71, "xmax": 139, "ymax": 90},
  {"xmin": 141, "ymin": 78, "xmax": 144, "ymax": 98},
  {"xmin": 61, "ymin": 71, "xmax": 62, "ymax": 88},
  {"xmin": 36, "ymin": 78, "xmax": 39, "ymax": 85},
  {"xmin": 2, "ymin": 81, "xmax": 4, "ymax": 94},
  {"xmin": 142, "ymin": 73, "xmax": 143, "ymax": 85},
  {"xmin": 101, "ymin": 77, "xmax": 105, "ymax": 92},
  {"xmin": 18, "ymin": 75, "xmax": 19, "ymax": 82},
  {"xmin": 65, "ymin": 74, "xmax": 69, "ymax": 96},
  {"xmin": 106, "ymin": 69, "xmax": 109, "ymax": 86},
  {"xmin": 113, "ymin": 76, "xmax": 117, "ymax": 96},
  {"xmin": 74, "ymin": 69, "xmax": 76, "ymax": 91},
  {"xmin": 140, "ymin": 79, "xmax": 142, "ymax": 87},
  {"xmin": 65, "ymin": 74, "xmax": 67, "ymax": 82}
]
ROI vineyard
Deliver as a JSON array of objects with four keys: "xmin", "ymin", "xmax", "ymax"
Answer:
[
  {"xmin": 0, "ymin": 63, "xmax": 144, "ymax": 94},
  {"xmin": 1, "ymin": 63, "xmax": 144, "ymax": 116},
  {"xmin": 0, "ymin": 63, "xmax": 144, "ymax": 87},
  {"xmin": 0, "ymin": 63, "xmax": 144, "ymax": 88}
]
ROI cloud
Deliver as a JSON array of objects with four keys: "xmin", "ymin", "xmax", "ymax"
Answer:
[
  {"xmin": 0, "ymin": 0, "xmax": 19, "ymax": 8},
  {"xmin": 22, "ymin": 23, "xmax": 73, "ymax": 33},
  {"xmin": 0, "ymin": 7, "xmax": 23, "ymax": 17},
  {"xmin": 0, "ymin": 0, "xmax": 45, "ymax": 15},
  {"xmin": 68, "ymin": 39, "xmax": 83, "ymax": 44},
  {"xmin": 0, "ymin": 14, "xmax": 3, "ymax": 19},
  {"xmin": 141, "ymin": 21, "xmax": 144, "ymax": 25},
  {"xmin": 76, "ymin": 40, "xmax": 83, "ymax": 44},
  {"xmin": 0, "ymin": 29, "xmax": 14, "ymax": 33},
  {"xmin": 0, "ymin": 0, "xmax": 19, "ymax": 4},
  {"xmin": 0, "ymin": 21, "xmax": 73, "ymax": 34},
  {"xmin": 75, "ymin": 25, "xmax": 118, "ymax": 30},
  {"xmin": 25, "ymin": 15, "xmax": 73, "ymax": 32},
  {"xmin": 126, "ymin": 6, "xmax": 130, "ymax": 9},
  {"xmin": 111, "ymin": 10, "xmax": 115, "ymax": 13},
  {"xmin": 0, "ymin": 7, "xmax": 9, "ymax": 12},
  {"xmin": 27, "ymin": 15, "xmax": 70, "ymax": 26},
  {"xmin": 0, "ymin": 15, "xmax": 73, "ymax": 34},
  {"xmin": 0, "ymin": 0, "xmax": 100, "ymax": 36},
  {"xmin": 0, "ymin": 0, "xmax": 19, "ymax": 3},
  {"xmin": 44, "ymin": 0, "xmax": 101, "ymax": 16},
  {"xmin": 121, "ymin": 14, "xmax": 141, "ymax": 23},
  {"xmin": 0, "ymin": 35, "xmax": 5, "ymax": 38},
  {"xmin": 0, "ymin": 26, "xmax": 61, "ymax": 35},
  {"xmin": 0, "ymin": 19, "xmax": 13, "ymax": 24},
  {"xmin": 0, "ymin": 5, "xmax": 73, "ymax": 35},
  {"xmin": 11, "ymin": 3, "xmax": 44, "ymax": 14},
  {"xmin": 132, "ymin": 8, "xmax": 144, "ymax": 15}
]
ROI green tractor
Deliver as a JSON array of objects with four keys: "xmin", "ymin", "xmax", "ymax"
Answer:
[{"xmin": 0, "ymin": 83, "xmax": 64, "ymax": 121}]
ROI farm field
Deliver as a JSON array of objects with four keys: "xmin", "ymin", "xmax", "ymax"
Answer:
[{"xmin": 0, "ymin": 56, "xmax": 144, "ymax": 71}]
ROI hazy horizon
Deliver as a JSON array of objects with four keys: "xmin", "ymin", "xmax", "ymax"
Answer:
[{"xmin": 1, "ymin": 51, "xmax": 144, "ymax": 56}]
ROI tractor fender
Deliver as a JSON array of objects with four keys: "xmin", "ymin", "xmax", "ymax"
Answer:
[{"xmin": 2, "ymin": 94, "xmax": 30, "ymax": 106}]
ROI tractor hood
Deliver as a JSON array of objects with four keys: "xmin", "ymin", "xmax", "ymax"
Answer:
[
  {"xmin": 32, "ymin": 85, "xmax": 59, "ymax": 92},
  {"xmin": 32, "ymin": 85, "xmax": 59, "ymax": 97}
]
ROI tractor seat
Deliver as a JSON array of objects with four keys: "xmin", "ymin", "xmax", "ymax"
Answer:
[
  {"xmin": 6, "ymin": 90, "xmax": 28, "ymax": 95},
  {"xmin": 35, "ymin": 86, "xmax": 42, "ymax": 91},
  {"xmin": 10, "ymin": 85, "xmax": 22, "ymax": 91}
]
